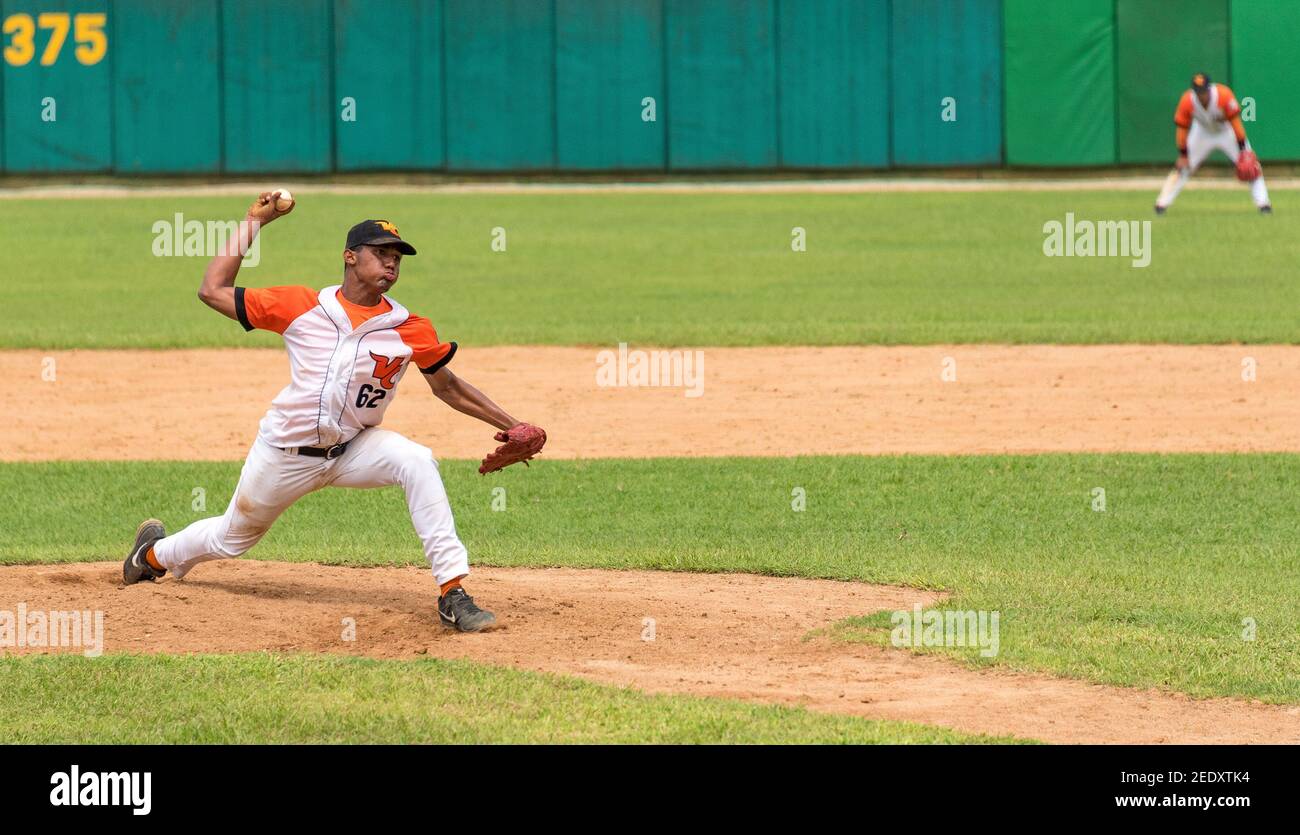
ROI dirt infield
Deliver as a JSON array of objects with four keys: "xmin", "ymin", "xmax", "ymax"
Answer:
[
  {"xmin": 8, "ymin": 344, "xmax": 1300, "ymax": 460},
  {"xmin": 2, "ymin": 560, "xmax": 1296, "ymax": 744},
  {"xmin": 11, "ymin": 343, "xmax": 1299, "ymax": 742}
]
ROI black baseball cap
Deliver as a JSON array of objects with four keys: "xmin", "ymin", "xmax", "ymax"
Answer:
[
  {"xmin": 1191, "ymin": 72, "xmax": 1211, "ymax": 91},
  {"xmin": 346, "ymin": 219, "xmax": 416, "ymax": 255}
]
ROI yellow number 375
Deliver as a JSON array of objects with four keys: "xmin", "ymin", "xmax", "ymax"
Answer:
[{"xmin": 3, "ymin": 12, "xmax": 108, "ymax": 67}]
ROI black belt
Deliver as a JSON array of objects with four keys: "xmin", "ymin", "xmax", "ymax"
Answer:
[{"xmin": 283, "ymin": 442, "xmax": 349, "ymax": 460}]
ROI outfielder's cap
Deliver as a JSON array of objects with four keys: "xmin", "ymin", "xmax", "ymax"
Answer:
[
  {"xmin": 346, "ymin": 219, "xmax": 417, "ymax": 255},
  {"xmin": 1191, "ymin": 72, "xmax": 1212, "ymax": 91}
]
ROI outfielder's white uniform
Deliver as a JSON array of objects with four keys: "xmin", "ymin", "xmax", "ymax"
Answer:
[
  {"xmin": 1157, "ymin": 83, "xmax": 1270, "ymax": 209},
  {"xmin": 152, "ymin": 284, "xmax": 469, "ymax": 583}
]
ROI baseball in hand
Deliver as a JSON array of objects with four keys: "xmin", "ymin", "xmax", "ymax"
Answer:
[{"xmin": 273, "ymin": 188, "xmax": 295, "ymax": 212}]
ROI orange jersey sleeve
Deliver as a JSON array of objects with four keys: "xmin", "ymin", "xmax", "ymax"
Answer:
[
  {"xmin": 235, "ymin": 285, "xmax": 320, "ymax": 334},
  {"xmin": 396, "ymin": 314, "xmax": 457, "ymax": 374},
  {"xmin": 1229, "ymin": 115, "xmax": 1246, "ymax": 142},
  {"xmin": 1174, "ymin": 91, "xmax": 1194, "ymax": 128},
  {"xmin": 1216, "ymin": 84, "xmax": 1241, "ymax": 120}
]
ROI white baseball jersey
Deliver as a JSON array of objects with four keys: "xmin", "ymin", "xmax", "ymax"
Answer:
[
  {"xmin": 1157, "ymin": 81, "xmax": 1269, "ymax": 210},
  {"xmin": 234, "ymin": 284, "xmax": 456, "ymax": 449},
  {"xmin": 1176, "ymin": 83, "xmax": 1241, "ymax": 134}
]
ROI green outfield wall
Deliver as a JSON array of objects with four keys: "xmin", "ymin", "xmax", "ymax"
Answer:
[
  {"xmin": 0, "ymin": 0, "xmax": 1295, "ymax": 173},
  {"xmin": 890, "ymin": 0, "xmax": 1002, "ymax": 166},
  {"xmin": 1004, "ymin": 0, "xmax": 1117, "ymax": 166},
  {"xmin": 1116, "ymin": 0, "xmax": 1229, "ymax": 164},
  {"xmin": 1229, "ymin": 0, "xmax": 1300, "ymax": 161}
]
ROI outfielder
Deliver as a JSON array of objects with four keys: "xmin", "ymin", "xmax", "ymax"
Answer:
[
  {"xmin": 1155, "ymin": 72, "xmax": 1271, "ymax": 214},
  {"xmin": 122, "ymin": 191, "xmax": 547, "ymax": 633}
]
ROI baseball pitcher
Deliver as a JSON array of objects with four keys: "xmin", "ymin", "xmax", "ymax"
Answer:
[
  {"xmin": 122, "ymin": 191, "xmax": 547, "ymax": 633},
  {"xmin": 1155, "ymin": 72, "xmax": 1271, "ymax": 214}
]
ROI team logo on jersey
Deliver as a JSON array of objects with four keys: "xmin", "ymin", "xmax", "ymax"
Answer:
[
  {"xmin": 369, "ymin": 352, "xmax": 404, "ymax": 390},
  {"xmin": 376, "ymin": 221, "xmax": 400, "ymax": 237}
]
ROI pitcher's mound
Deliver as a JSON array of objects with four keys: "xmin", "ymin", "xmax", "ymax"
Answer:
[{"xmin": 2, "ymin": 561, "xmax": 1296, "ymax": 745}]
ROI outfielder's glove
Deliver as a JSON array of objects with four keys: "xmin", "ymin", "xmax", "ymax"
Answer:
[
  {"xmin": 1235, "ymin": 150, "xmax": 1262, "ymax": 182},
  {"xmin": 479, "ymin": 423, "xmax": 547, "ymax": 474}
]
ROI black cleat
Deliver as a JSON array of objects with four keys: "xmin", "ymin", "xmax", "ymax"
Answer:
[
  {"xmin": 1154, "ymin": 204, "xmax": 1167, "ymax": 215},
  {"xmin": 1260, "ymin": 204, "xmax": 1273, "ymax": 214},
  {"xmin": 438, "ymin": 587, "xmax": 497, "ymax": 633},
  {"xmin": 123, "ymin": 519, "xmax": 167, "ymax": 584}
]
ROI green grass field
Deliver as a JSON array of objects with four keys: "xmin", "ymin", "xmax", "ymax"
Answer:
[
  {"xmin": 5, "ymin": 188, "xmax": 1299, "ymax": 348},
  {"xmin": 0, "ymin": 653, "xmax": 1013, "ymax": 744},
  {"xmin": 3, "ymin": 454, "xmax": 1296, "ymax": 705},
  {"xmin": 5, "ymin": 184, "xmax": 1294, "ymax": 743}
]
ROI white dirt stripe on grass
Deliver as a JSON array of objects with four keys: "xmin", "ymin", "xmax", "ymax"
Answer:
[{"xmin": 2, "ymin": 177, "xmax": 1297, "ymax": 200}]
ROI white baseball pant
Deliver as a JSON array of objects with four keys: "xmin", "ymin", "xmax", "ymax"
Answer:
[
  {"xmin": 151, "ymin": 428, "xmax": 470, "ymax": 584},
  {"xmin": 1156, "ymin": 122, "xmax": 1270, "ymax": 209}
]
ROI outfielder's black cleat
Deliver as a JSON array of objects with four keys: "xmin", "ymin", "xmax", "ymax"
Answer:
[
  {"xmin": 438, "ymin": 587, "xmax": 497, "ymax": 633},
  {"xmin": 123, "ymin": 519, "xmax": 167, "ymax": 584},
  {"xmin": 1260, "ymin": 204, "xmax": 1273, "ymax": 214},
  {"xmin": 1154, "ymin": 204, "xmax": 1167, "ymax": 215}
]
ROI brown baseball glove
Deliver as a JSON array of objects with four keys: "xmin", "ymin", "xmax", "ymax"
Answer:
[
  {"xmin": 479, "ymin": 423, "xmax": 547, "ymax": 474},
  {"xmin": 1235, "ymin": 150, "xmax": 1262, "ymax": 182}
]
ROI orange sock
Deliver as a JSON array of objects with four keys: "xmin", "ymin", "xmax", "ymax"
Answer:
[
  {"xmin": 145, "ymin": 546, "xmax": 165, "ymax": 572},
  {"xmin": 439, "ymin": 576, "xmax": 465, "ymax": 596}
]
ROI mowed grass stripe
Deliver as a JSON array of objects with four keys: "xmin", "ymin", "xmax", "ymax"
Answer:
[
  {"xmin": 6, "ymin": 189, "xmax": 1300, "ymax": 348},
  {"xmin": 2, "ymin": 454, "xmax": 1296, "ymax": 703},
  {"xmin": 0, "ymin": 653, "xmax": 1014, "ymax": 744}
]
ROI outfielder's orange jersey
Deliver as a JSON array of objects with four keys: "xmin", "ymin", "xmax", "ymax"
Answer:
[
  {"xmin": 234, "ymin": 285, "xmax": 456, "ymax": 448},
  {"xmin": 1175, "ymin": 83, "xmax": 1242, "ymax": 134}
]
